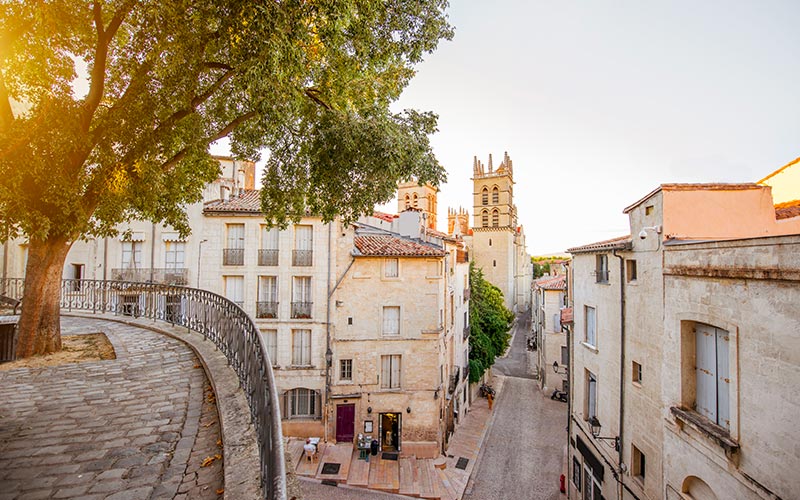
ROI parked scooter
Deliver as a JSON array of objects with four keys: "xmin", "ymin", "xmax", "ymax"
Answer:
[
  {"xmin": 479, "ymin": 383, "xmax": 496, "ymax": 397},
  {"xmin": 551, "ymin": 389, "xmax": 568, "ymax": 403}
]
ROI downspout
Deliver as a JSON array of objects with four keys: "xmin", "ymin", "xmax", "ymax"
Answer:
[{"xmin": 612, "ymin": 248, "xmax": 626, "ymax": 499}]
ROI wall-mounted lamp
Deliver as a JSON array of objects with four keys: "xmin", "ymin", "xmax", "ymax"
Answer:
[
  {"xmin": 407, "ymin": 407, "xmax": 411, "ymax": 414},
  {"xmin": 325, "ymin": 348, "xmax": 333, "ymax": 367},
  {"xmin": 434, "ymin": 389, "xmax": 439, "ymax": 400},
  {"xmin": 589, "ymin": 416, "xmax": 620, "ymax": 451},
  {"xmin": 367, "ymin": 406, "xmax": 372, "ymax": 414},
  {"xmin": 637, "ymin": 225, "xmax": 662, "ymax": 240},
  {"xmin": 552, "ymin": 361, "xmax": 568, "ymax": 375}
]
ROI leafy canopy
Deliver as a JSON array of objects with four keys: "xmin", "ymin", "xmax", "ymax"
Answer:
[
  {"xmin": 468, "ymin": 262, "xmax": 513, "ymax": 383},
  {"xmin": 0, "ymin": 0, "xmax": 453, "ymax": 241}
]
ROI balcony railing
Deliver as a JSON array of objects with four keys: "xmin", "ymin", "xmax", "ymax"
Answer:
[
  {"xmin": 463, "ymin": 287, "xmax": 471, "ymax": 301},
  {"xmin": 223, "ymin": 248, "xmax": 244, "ymax": 266},
  {"xmin": 448, "ymin": 366, "xmax": 461, "ymax": 394},
  {"xmin": 111, "ymin": 268, "xmax": 189, "ymax": 286},
  {"xmin": 257, "ymin": 301, "xmax": 278, "ymax": 319},
  {"xmin": 0, "ymin": 277, "xmax": 287, "ymax": 500},
  {"xmin": 462, "ymin": 364, "xmax": 469, "ymax": 382},
  {"xmin": 463, "ymin": 324, "xmax": 470, "ymax": 340},
  {"xmin": 292, "ymin": 250, "xmax": 312, "ymax": 266},
  {"xmin": 259, "ymin": 249, "xmax": 279, "ymax": 266},
  {"xmin": 290, "ymin": 301, "xmax": 312, "ymax": 319}
]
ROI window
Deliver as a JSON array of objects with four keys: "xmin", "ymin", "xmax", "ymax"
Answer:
[
  {"xmin": 293, "ymin": 225, "xmax": 313, "ymax": 266},
  {"xmin": 492, "ymin": 186, "xmax": 499, "ymax": 204},
  {"xmin": 488, "ymin": 238, "xmax": 492, "ymax": 247},
  {"xmin": 164, "ymin": 241, "xmax": 185, "ymax": 269},
  {"xmin": 584, "ymin": 306, "xmax": 596, "ymax": 347},
  {"xmin": 481, "ymin": 210, "xmax": 488, "ymax": 227},
  {"xmin": 586, "ymin": 371, "xmax": 597, "ymax": 419},
  {"xmin": 382, "ymin": 306, "xmax": 400, "ymax": 336},
  {"xmin": 695, "ymin": 323, "xmax": 730, "ymax": 429},
  {"xmin": 292, "ymin": 329, "xmax": 311, "ymax": 366},
  {"xmin": 491, "ymin": 209, "xmax": 499, "ymax": 227},
  {"xmin": 632, "ymin": 445, "xmax": 646, "ymax": 482},
  {"xmin": 291, "ymin": 277, "xmax": 312, "ymax": 318},
  {"xmin": 340, "ymin": 359, "xmax": 353, "ymax": 381},
  {"xmin": 404, "ymin": 194, "xmax": 410, "ymax": 209},
  {"xmin": 632, "ymin": 360, "xmax": 642, "ymax": 384},
  {"xmin": 122, "ymin": 241, "xmax": 142, "ymax": 269},
  {"xmin": 224, "ymin": 224, "xmax": 245, "ymax": 265},
  {"xmin": 481, "ymin": 187, "xmax": 488, "ymax": 205},
  {"xmin": 263, "ymin": 329, "xmax": 277, "ymax": 365},
  {"xmin": 572, "ymin": 457, "xmax": 582, "ymax": 491},
  {"xmin": 645, "ymin": 205, "xmax": 654, "ymax": 216},
  {"xmin": 224, "ymin": 276, "xmax": 244, "ymax": 307},
  {"xmin": 561, "ymin": 346, "xmax": 569, "ymax": 366},
  {"xmin": 583, "ymin": 463, "xmax": 602, "ymax": 500},
  {"xmin": 595, "ymin": 254, "xmax": 608, "ymax": 283},
  {"xmin": 257, "ymin": 276, "xmax": 278, "ymax": 318},
  {"xmin": 626, "ymin": 259, "xmax": 637, "ymax": 282},
  {"xmin": 381, "ymin": 355, "xmax": 401, "ymax": 389},
  {"xmin": 259, "ymin": 226, "xmax": 279, "ymax": 266},
  {"xmin": 412, "ymin": 192, "xmax": 418, "ymax": 208},
  {"xmin": 384, "ymin": 258, "xmax": 399, "ymax": 278},
  {"xmin": 283, "ymin": 388, "xmax": 320, "ymax": 419}
]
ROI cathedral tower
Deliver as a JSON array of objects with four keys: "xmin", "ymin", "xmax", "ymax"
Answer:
[{"xmin": 397, "ymin": 181, "xmax": 439, "ymax": 230}]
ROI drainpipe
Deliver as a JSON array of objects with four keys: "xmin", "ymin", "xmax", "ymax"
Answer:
[{"xmin": 612, "ymin": 248, "xmax": 626, "ymax": 499}]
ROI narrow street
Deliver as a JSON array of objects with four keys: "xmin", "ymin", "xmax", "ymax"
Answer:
[{"xmin": 464, "ymin": 312, "xmax": 567, "ymax": 500}]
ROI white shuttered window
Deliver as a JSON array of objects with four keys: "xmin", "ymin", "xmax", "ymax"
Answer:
[
  {"xmin": 381, "ymin": 355, "xmax": 401, "ymax": 389},
  {"xmin": 695, "ymin": 323, "xmax": 730, "ymax": 429},
  {"xmin": 383, "ymin": 306, "xmax": 400, "ymax": 336},
  {"xmin": 292, "ymin": 329, "xmax": 311, "ymax": 366}
]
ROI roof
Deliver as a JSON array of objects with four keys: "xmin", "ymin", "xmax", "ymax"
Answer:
[
  {"xmin": 535, "ymin": 275, "xmax": 566, "ymax": 290},
  {"xmin": 354, "ymin": 235, "xmax": 446, "ymax": 257},
  {"xmin": 567, "ymin": 235, "xmax": 632, "ymax": 254},
  {"xmin": 775, "ymin": 199, "xmax": 800, "ymax": 220},
  {"xmin": 372, "ymin": 211, "xmax": 397, "ymax": 223},
  {"xmin": 759, "ymin": 156, "xmax": 800, "ymax": 184},
  {"xmin": 204, "ymin": 190, "xmax": 261, "ymax": 213},
  {"xmin": 623, "ymin": 183, "xmax": 763, "ymax": 214}
]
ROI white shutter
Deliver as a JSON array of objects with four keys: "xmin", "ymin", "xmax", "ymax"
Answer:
[
  {"xmin": 227, "ymin": 224, "xmax": 244, "ymax": 249},
  {"xmin": 716, "ymin": 327, "xmax": 730, "ymax": 429},
  {"xmin": 259, "ymin": 277, "xmax": 277, "ymax": 302},
  {"xmin": 381, "ymin": 355, "xmax": 390, "ymax": 388},
  {"xmin": 391, "ymin": 355, "xmax": 401, "ymax": 388},
  {"xmin": 588, "ymin": 374, "xmax": 597, "ymax": 418},
  {"xmin": 383, "ymin": 307, "xmax": 400, "ymax": 335},
  {"xmin": 695, "ymin": 324, "xmax": 717, "ymax": 423},
  {"xmin": 295, "ymin": 225, "xmax": 312, "ymax": 251},
  {"xmin": 226, "ymin": 276, "xmax": 243, "ymax": 304},
  {"xmin": 262, "ymin": 226, "xmax": 279, "ymax": 250},
  {"xmin": 293, "ymin": 277, "xmax": 311, "ymax": 302},
  {"xmin": 586, "ymin": 307, "xmax": 596, "ymax": 346},
  {"xmin": 264, "ymin": 329, "xmax": 277, "ymax": 365}
]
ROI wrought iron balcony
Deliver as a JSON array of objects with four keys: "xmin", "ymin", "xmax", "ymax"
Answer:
[
  {"xmin": 223, "ymin": 248, "xmax": 244, "ymax": 266},
  {"xmin": 292, "ymin": 250, "xmax": 313, "ymax": 266},
  {"xmin": 463, "ymin": 287, "xmax": 470, "ymax": 301},
  {"xmin": 449, "ymin": 366, "xmax": 461, "ymax": 394},
  {"xmin": 259, "ymin": 249, "xmax": 279, "ymax": 266},
  {"xmin": 291, "ymin": 301, "xmax": 313, "ymax": 319},
  {"xmin": 462, "ymin": 364, "xmax": 469, "ymax": 381},
  {"xmin": 111, "ymin": 268, "xmax": 188, "ymax": 286},
  {"xmin": 257, "ymin": 301, "xmax": 278, "ymax": 319},
  {"xmin": 463, "ymin": 324, "xmax": 470, "ymax": 340}
]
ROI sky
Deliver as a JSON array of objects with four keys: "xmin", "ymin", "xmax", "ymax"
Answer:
[{"xmin": 372, "ymin": 0, "xmax": 800, "ymax": 254}]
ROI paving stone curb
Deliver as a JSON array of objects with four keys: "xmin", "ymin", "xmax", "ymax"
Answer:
[{"xmin": 64, "ymin": 312, "xmax": 262, "ymax": 500}]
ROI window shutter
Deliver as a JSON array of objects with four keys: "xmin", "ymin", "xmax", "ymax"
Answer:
[
  {"xmin": 295, "ymin": 225, "xmax": 312, "ymax": 251},
  {"xmin": 588, "ymin": 375, "xmax": 597, "ymax": 418},
  {"xmin": 262, "ymin": 227, "xmax": 279, "ymax": 250},
  {"xmin": 392, "ymin": 356, "xmax": 401, "ymax": 388},
  {"xmin": 695, "ymin": 324, "xmax": 717, "ymax": 422},
  {"xmin": 716, "ymin": 328, "xmax": 731, "ymax": 429}
]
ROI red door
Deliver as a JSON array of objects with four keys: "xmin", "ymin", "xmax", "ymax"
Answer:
[{"xmin": 336, "ymin": 404, "xmax": 355, "ymax": 443}]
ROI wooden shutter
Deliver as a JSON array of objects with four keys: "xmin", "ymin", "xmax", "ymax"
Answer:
[
  {"xmin": 695, "ymin": 324, "xmax": 717, "ymax": 422},
  {"xmin": 716, "ymin": 327, "xmax": 730, "ymax": 429},
  {"xmin": 295, "ymin": 225, "xmax": 312, "ymax": 251}
]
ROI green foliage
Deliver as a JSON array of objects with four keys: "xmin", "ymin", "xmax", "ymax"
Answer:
[
  {"xmin": 533, "ymin": 261, "xmax": 550, "ymax": 279},
  {"xmin": 468, "ymin": 262, "xmax": 513, "ymax": 383},
  {"xmin": 0, "ymin": 0, "xmax": 454, "ymax": 241}
]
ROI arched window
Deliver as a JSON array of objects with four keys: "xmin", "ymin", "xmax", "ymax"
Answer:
[
  {"xmin": 481, "ymin": 187, "xmax": 488, "ymax": 205},
  {"xmin": 492, "ymin": 186, "xmax": 499, "ymax": 204},
  {"xmin": 404, "ymin": 194, "xmax": 410, "ymax": 209},
  {"xmin": 283, "ymin": 388, "xmax": 321, "ymax": 419},
  {"xmin": 412, "ymin": 193, "xmax": 419, "ymax": 208},
  {"xmin": 492, "ymin": 209, "xmax": 499, "ymax": 227},
  {"xmin": 481, "ymin": 210, "xmax": 489, "ymax": 227}
]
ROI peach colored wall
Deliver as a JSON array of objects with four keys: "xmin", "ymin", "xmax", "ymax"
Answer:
[
  {"xmin": 662, "ymin": 187, "xmax": 800, "ymax": 240},
  {"xmin": 760, "ymin": 160, "xmax": 800, "ymax": 204}
]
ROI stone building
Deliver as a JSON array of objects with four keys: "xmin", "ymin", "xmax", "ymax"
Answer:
[
  {"xmin": 468, "ymin": 152, "xmax": 531, "ymax": 312},
  {"xmin": 566, "ymin": 182, "xmax": 800, "ymax": 500},
  {"xmin": 532, "ymin": 274, "xmax": 569, "ymax": 394}
]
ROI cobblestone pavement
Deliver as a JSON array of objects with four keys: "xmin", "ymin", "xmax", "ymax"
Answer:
[
  {"xmin": 0, "ymin": 316, "xmax": 223, "ymax": 500},
  {"xmin": 493, "ymin": 312, "xmax": 535, "ymax": 379},
  {"xmin": 464, "ymin": 312, "xmax": 567, "ymax": 500}
]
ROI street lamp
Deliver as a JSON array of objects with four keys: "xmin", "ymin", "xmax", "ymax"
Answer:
[
  {"xmin": 588, "ymin": 416, "xmax": 620, "ymax": 451},
  {"xmin": 325, "ymin": 347, "xmax": 333, "ymax": 367},
  {"xmin": 196, "ymin": 239, "xmax": 208, "ymax": 288}
]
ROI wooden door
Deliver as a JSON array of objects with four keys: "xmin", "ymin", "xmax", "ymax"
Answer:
[{"xmin": 336, "ymin": 404, "xmax": 355, "ymax": 443}]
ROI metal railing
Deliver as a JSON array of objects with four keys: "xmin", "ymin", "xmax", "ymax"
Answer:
[
  {"xmin": 223, "ymin": 248, "xmax": 245, "ymax": 266},
  {"xmin": 0, "ymin": 277, "xmax": 286, "ymax": 500},
  {"xmin": 258, "ymin": 249, "xmax": 279, "ymax": 266},
  {"xmin": 448, "ymin": 366, "xmax": 460, "ymax": 394},
  {"xmin": 290, "ymin": 301, "xmax": 312, "ymax": 319},
  {"xmin": 111, "ymin": 268, "xmax": 189, "ymax": 286},
  {"xmin": 463, "ymin": 324, "xmax": 470, "ymax": 340},
  {"xmin": 292, "ymin": 250, "xmax": 312, "ymax": 266},
  {"xmin": 256, "ymin": 301, "xmax": 278, "ymax": 319}
]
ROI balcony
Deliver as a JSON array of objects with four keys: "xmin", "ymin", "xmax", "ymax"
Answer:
[
  {"xmin": 258, "ymin": 249, "xmax": 279, "ymax": 266},
  {"xmin": 448, "ymin": 366, "xmax": 461, "ymax": 394},
  {"xmin": 256, "ymin": 301, "xmax": 278, "ymax": 319},
  {"xmin": 111, "ymin": 268, "xmax": 188, "ymax": 286},
  {"xmin": 291, "ymin": 301, "xmax": 313, "ymax": 319},
  {"xmin": 463, "ymin": 287, "xmax": 471, "ymax": 301},
  {"xmin": 292, "ymin": 250, "xmax": 313, "ymax": 266},
  {"xmin": 462, "ymin": 364, "xmax": 469, "ymax": 381},
  {"xmin": 463, "ymin": 324, "xmax": 470, "ymax": 340},
  {"xmin": 223, "ymin": 248, "xmax": 244, "ymax": 266}
]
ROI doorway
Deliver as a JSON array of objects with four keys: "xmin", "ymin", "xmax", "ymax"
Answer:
[
  {"xmin": 379, "ymin": 412, "xmax": 401, "ymax": 451},
  {"xmin": 335, "ymin": 404, "xmax": 355, "ymax": 443}
]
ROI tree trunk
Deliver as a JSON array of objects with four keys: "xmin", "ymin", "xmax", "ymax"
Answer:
[{"xmin": 15, "ymin": 236, "xmax": 72, "ymax": 357}]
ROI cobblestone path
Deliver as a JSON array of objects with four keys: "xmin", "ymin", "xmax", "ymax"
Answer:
[{"xmin": 0, "ymin": 316, "xmax": 223, "ymax": 500}]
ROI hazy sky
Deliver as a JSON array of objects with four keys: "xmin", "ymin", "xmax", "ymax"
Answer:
[{"xmin": 378, "ymin": 0, "xmax": 800, "ymax": 254}]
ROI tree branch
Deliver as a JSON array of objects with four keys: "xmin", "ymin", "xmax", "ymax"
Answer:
[
  {"xmin": 304, "ymin": 88, "xmax": 332, "ymax": 110},
  {"xmin": 0, "ymin": 74, "xmax": 15, "ymax": 130},
  {"xmin": 203, "ymin": 62, "xmax": 234, "ymax": 71}
]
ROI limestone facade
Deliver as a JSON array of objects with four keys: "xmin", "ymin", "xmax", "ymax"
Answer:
[
  {"xmin": 532, "ymin": 274, "xmax": 568, "ymax": 394},
  {"xmin": 566, "ymin": 181, "xmax": 800, "ymax": 500}
]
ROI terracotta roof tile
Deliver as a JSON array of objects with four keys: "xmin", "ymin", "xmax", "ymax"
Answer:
[
  {"xmin": 354, "ymin": 235, "xmax": 446, "ymax": 257},
  {"xmin": 775, "ymin": 199, "xmax": 800, "ymax": 220},
  {"xmin": 535, "ymin": 275, "xmax": 566, "ymax": 290},
  {"xmin": 567, "ymin": 235, "xmax": 632, "ymax": 254},
  {"xmin": 561, "ymin": 307, "xmax": 573, "ymax": 324},
  {"xmin": 204, "ymin": 190, "xmax": 261, "ymax": 213},
  {"xmin": 372, "ymin": 211, "xmax": 397, "ymax": 223}
]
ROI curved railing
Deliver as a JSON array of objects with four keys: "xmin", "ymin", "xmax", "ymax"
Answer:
[{"xmin": 0, "ymin": 277, "xmax": 286, "ymax": 500}]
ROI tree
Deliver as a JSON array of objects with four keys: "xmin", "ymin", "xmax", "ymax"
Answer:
[
  {"xmin": 468, "ymin": 262, "xmax": 513, "ymax": 383},
  {"xmin": 0, "ymin": 1, "xmax": 453, "ymax": 357}
]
